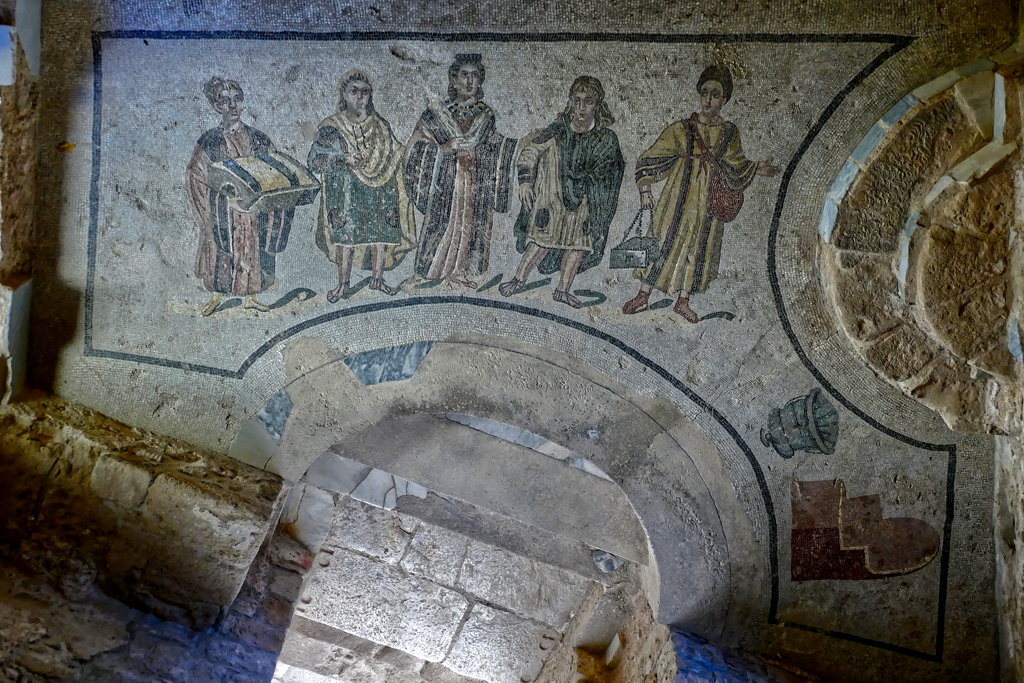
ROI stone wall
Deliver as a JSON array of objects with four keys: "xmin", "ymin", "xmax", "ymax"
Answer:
[
  {"xmin": 0, "ymin": 36, "xmax": 37, "ymax": 287},
  {"xmin": 821, "ymin": 48, "xmax": 1024, "ymax": 435},
  {"xmin": 996, "ymin": 436, "xmax": 1024, "ymax": 683},
  {"xmin": 0, "ymin": 524, "xmax": 306, "ymax": 682},
  {"xmin": 0, "ymin": 394, "xmax": 283, "ymax": 630},
  {"xmin": 279, "ymin": 489, "xmax": 625, "ymax": 683}
]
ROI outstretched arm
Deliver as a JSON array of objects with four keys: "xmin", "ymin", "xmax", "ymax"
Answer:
[{"xmin": 756, "ymin": 159, "xmax": 780, "ymax": 177}]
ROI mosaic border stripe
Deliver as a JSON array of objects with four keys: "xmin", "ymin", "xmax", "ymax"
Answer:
[{"xmin": 85, "ymin": 30, "xmax": 955, "ymax": 662}]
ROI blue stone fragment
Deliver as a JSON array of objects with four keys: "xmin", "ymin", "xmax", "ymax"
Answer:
[
  {"xmin": 827, "ymin": 159, "xmax": 859, "ymax": 203},
  {"xmin": 850, "ymin": 122, "xmax": 888, "ymax": 165},
  {"xmin": 344, "ymin": 341, "xmax": 435, "ymax": 386},
  {"xmin": 256, "ymin": 390, "xmax": 293, "ymax": 444},
  {"xmin": 880, "ymin": 94, "xmax": 920, "ymax": 128}
]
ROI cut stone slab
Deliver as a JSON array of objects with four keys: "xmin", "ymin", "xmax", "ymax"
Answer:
[
  {"xmin": 400, "ymin": 523, "xmax": 470, "ymax": 586},
  {"xmin": 351, "ymin": 468, "xmax": 399, "ymax": 509},
  {"xmin": 304, "ymin": 452, "xmax": 372, "ymax": 497},
  {"xmin": 323, "ymin": 495, "xmax": 411, "ymax": 564},
  {"xmin": 330, "ymin": 413, "xmax": 649, "ymax": 564},
  {"xmin": 298, "ymin": 548, "xmax": 469, "ymax": 661},
  {"xmin": 954, "ymin": 69, "xmax": 995, "ymax": 139},
  {"xmin": 289, "ymin": 484, "xmax": 336, "ymax": 553},
  {"xmin": 444, "ymin": 604, "xmax": 558, "ymax": 683},
  {"xmin": 90, "ymin": 454, "xmax": 153, "ymax": 507},
  {"xmin": 949, "ymin": 140, "xmax": 1017, "ymax": 182},
  {"xmin": 912, "ymin": 69, "xmax": 962, "ymax": 101},
  {"xmin": 278, "ymin": 629, "xmax": 338, "ymax": 673},
  {"xmin": 288, "ymin": 615, "xmax": 378, "ymax": 657},
  {"xmin": 457, "ymin": 540, "xmax": 593, "ymax": 627}
]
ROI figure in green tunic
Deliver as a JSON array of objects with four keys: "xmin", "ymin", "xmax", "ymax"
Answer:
[
  {"xmin": 499, "ymin": 75, "xmax": 624, "ymax": 308},
  {"xmin": 308, "ymin": 69, "xmax": 415, "ymax": 302},
  {"xmin": 622, "ymin": 64, "xmax": 779, "ymax": 321}
]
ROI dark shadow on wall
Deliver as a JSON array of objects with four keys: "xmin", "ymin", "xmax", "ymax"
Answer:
[{"xmin": 26, "ymin": 2, "xmax": 94, "ymax": 391}]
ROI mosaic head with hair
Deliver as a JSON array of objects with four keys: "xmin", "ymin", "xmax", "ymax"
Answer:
[
  {"xmin": 447, "ymin": 53, "xmax": 485, "ymax": 101},
  {"xmin": 562, "ymin": 75, "xmax": 615, "ymax": 128},
  {"xmin": 338, "ymin": 68, "xmax": 375, "ymax": 115}
]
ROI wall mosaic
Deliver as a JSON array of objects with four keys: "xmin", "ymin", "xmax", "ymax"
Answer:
[
  {"xmin": 35, "ymin": 7, "xmax": 1015, "ymax": 679},
  {"xmin": 83, "ymin": 34, "xmax": 890, "ymax": 374}
]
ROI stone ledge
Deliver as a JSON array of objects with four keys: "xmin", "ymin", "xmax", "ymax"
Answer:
[{"xmin": 0, "ymin": 393, "xmax": 284, "ymax": 629}]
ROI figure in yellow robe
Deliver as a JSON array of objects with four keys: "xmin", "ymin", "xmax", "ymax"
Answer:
[{"xmin": 622, "ymin": 64, "xmax": 778, "ymax": 322}]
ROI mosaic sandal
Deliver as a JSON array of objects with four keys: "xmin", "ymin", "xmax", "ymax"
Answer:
[
  {"xmin": 370, "ymin": 278, "xmax": 398, "ymax": 296},
  {"xmin": 553, "ymin": 289, "xmax": 583, "ymax": 308},
  {"xmin": 243, "ymin": 295, "xmax": 270, "ymax": 312},
  {"xmin": 498, "ymin": 278, "xmax": 528, "ymax": 297},
  {"xmin": 327, "ymin": 282, "xmax": 350, "ymax": 304},
  {"xmin": 621, "ymin": 289, "xmax": 650, "ymax": 315},
  {"xmin": 200, "ymin": 293, "xmax": 222, "ymax": 317},
  {"xmin": 673, "ymin": 296, "xmax": 699, "ymax": 323}
]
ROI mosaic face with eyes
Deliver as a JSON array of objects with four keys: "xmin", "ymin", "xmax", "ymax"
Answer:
[
  {"xmin": 341, "ymin": 79, "xmax": 372, "ymax": 120},
  {"xmin": 568, "ymin": 88, "xmax": 598, "ymax": 132},
  {"xmin": 212, "ymin": 86, "xmax": 244, "ymax": 128},
  {"xmin": 452, "ymin": 63, "xmax": 482, "ymax": 102},
  {"xmin": 698, "ymin": 79, "xmax": 727, "ymax": 124}
]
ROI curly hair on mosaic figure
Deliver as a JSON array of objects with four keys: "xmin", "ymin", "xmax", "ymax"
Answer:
[
  {"xmin": 446, "ymin": 54, "xmax": 486, "ymax": 101},
  {"xmin": 561, "ymin": 75, "xmax": 616, "ymax": 128},
  {"xmin": 202, "ymin": 76, "xmax": 243, "ymax": 105}
]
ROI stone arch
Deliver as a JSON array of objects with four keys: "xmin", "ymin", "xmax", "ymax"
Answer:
[
  {"xmin": 819, "ymin": 45, "xmax": 1024, "ymax": 435},
  {"xmin": 259, "ymin": 336, "xmax": 764, "ymax": 646}
]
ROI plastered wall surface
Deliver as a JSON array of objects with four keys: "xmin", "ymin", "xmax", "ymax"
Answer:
[{"xmin": 29, "ymin": 1, "xmax": 1019, "ymax": 681}]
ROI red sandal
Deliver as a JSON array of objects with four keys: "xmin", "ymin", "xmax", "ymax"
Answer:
[{"xmin": 622, "ymin": 289, "xmax": 650, "ymax": 315}]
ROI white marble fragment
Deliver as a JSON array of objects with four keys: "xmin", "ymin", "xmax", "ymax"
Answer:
[{"xmin": 351, "ymin": 468, "xmax": 397, "ymax": 509}]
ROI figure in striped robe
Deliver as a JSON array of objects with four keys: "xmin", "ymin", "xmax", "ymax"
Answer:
[
  {"xmin": 403, "ymin": 54, "xmax": 516, "ymax": 288},
  {"xmin": 187, "ymin": 77, "xmax": 294, "ymax": 316},
  {"xmin": 622, "ymin": 65, "xmax": 778, "ymax": 322}
]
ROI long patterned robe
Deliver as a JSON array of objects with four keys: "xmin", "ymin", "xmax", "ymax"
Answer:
[
  {"xmin": 404, "ymin": 101, "xmax": 516, "ymax": 279},
  {"xmin": 634, "ymin": 113, "xmax": 757, "ymax": 295},
  {"xmin": 307, "ymin": 111, "xmax": 415, "ymax": 269},
  {"xmin": 513, "ymin": 115, "xmax": 624, "ymax": 274},
  {"xmin": 187, "ymin": 125, "xmax": 294, "ymax": 295}
]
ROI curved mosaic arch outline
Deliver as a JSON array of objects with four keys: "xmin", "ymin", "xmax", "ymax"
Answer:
[{"xmin": 80, "ymin": 29, "xmax": 957, "ymax": 661}]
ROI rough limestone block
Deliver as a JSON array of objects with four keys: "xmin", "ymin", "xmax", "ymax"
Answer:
[
  {"xmin": 298, "ymin": 549, "xmax": 468, "ymax": 661},
  {"xmin": 444, "ymin": 604, "xmax": 555, "ymax": 683},
  {"xmin": 141, "ymin": 474, "xmax": 268, "ymax": 608},
  {"xmin": 863, "ymin": 324, "xmax": 937, "ymax": 382},
  {"xmin": 456, "ymin": 540, "xmax": 592, "ymax": 627},
  {"xmin": 918, "ymin": 226, "xmax": 1009, "ymax": 360},
  {"xmin": 825, "ymin": 250, "xmax": 904, "ymax": 343},
  {"xmin": 998, "ymin": 63, "xmax": 1024, "ymax": 141},
  {"xmin": 400, "ymin": 523, "xmax": 470, "ymax": 586},
  {"xmin": 322, "ymin": 496, "xmax": 410, "ymax": 565},
  {"xmin": 911, "ymin": 360, "xmax": 986, "ymax": 432},
  {"xmin": 90, "ymin": 455, "xmax": 153, "ymax": 508},
  {"xmin": 832, "ymin": 93, "xmax": 983, "ymax": 252}
]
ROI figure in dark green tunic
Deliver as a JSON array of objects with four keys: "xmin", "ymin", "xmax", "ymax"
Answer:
[
  {"xmin": 500, "ymin": 76, "xmax": 624, "ymax": 308},
  {"xmin": 308, "ymin": 70, "xmax": 415, "ymax": 302}
]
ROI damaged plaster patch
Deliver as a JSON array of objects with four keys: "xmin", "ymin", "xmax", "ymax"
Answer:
[{"xmin": 343, "ymin": 341, "xmax": 434, "ymax": 385}]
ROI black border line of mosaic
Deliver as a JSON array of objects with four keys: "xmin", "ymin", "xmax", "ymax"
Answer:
[
  {"xmin": 765, "ymin": 35, "xmax": 955, "ymax": 664},
  {"xmin": 84, "ymin": 31, "xmax": 947, "ymax": 663}
]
